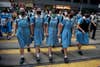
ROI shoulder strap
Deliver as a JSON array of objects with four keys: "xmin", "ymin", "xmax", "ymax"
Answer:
[{"xmin": 48, "ymin": 16, "xmax": 51, "ymax": 23}]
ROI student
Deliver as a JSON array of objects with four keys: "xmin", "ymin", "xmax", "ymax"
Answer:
[
  {"xmin": 58, "ymin": 11, "xmax": 74, "ymax": 63},
  {"xmin": 0, "ymin": 15, "xmax": 3, "ymax": 38},
  {"xmin": 6, "ymin": 17, "xmax": 12, "ymax": 40},
  {"xmin": 76, "ymin": 12, "xmax": 90, "ymax": 55},
  {"xmin": 45, "ymin": 9, "xmax": 59, "ymax": 63},
  {"xmin": 0, "ymin": 9, "xmax": 8, "ymax": 35},
  {"xmin": 12, "ymin": 10, "xmax": 32, "ymax": 64},
  {"xmin": 90, "ymin": 12, "xmax": 97, "ymax": 40},
  {"xmin": 30, "ymin": 8, "xmax": 45, "ymax": 63}
]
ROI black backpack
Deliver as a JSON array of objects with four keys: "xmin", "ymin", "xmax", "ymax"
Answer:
[{"xmin": 79, "ymin": 19, "xmax": 90, "ymax": 32}]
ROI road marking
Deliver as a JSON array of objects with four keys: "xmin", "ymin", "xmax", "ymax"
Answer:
[
  {"xmin": 0, "ymin": 45, "xmax": 96, "ymax": 54},
  {"xmin": 36, "ymin": 59, "xmax": 100, "ymax": 67},
  {"xmin": 0, "ymin": 40, "xmax": 18, "ymax": 43}
]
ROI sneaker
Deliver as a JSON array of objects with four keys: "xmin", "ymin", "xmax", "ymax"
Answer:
[
  {"xmin": 49, "ymin": 56, "xmax": 53, "ymax": 63},
  {"xmin": 20, "ymin": 57, "xmax": 25, "ymax": 64},
  {"xmin": 27, "ymin": 48, "xmax": 31, "ymax": 52},
  {"xmin": 36, "ymin": 56, "xmax": 40, "ymax": 63},
  {"xmin": 0, "ymin": 56, "xmax": 2, "ymax": 60},
  {"xmin": 64, "ymin": 57, "xmax": 69, "ymax": 63},
  {"xmin": 78, "ymin": 51, "xmax": 83, "ymax": 55},
  {"xmin": 7, "ymin": 36, "xmax": 11, "ymax": 40}
]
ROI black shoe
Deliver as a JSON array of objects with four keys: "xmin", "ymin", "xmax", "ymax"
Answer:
[
  {"xmin": 20, "ymin": 57, "xmax": 25, "ymax": 64},
  {"xmin": 78, "ymin": 51, "xmax": 83, "ymax": 55},
  {"xmin": 91, "ymin": 38, "xmax": 96, "ymax": 40},
  {"xmin": 64, "ymin": 57, "xmax": 69, "ymax": 63},
  {"xmin": 27, "ymin": 48, "xmax": 31, "ymax": 52},
  {"xmin": 0, "ymin": 56, "xmax": 2, "ymax": 60},
  {"xmin": 61, "ymin": 49, "xmax": 64, "ymax": 54},
  {"xmin": 49, "ymin": 56, "xmax": 53, "ymax": 63},
  {"xmin": 7, "ymin": 36, "xmax": 11, "ymax": 40},
  {"xmin": 36, "ymin": 57, "xmax": 40, "ymax": 63}
]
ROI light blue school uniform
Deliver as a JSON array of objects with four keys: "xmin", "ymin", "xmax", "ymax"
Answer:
[
  {"xmin": 15, "ymin": 16, "xmax": 31, "ymax": 48},
  {"xmin": 76, "ymin": 18, "xmax": 90, "ymax": 44},
  {"xmin": 30, "ymin": 15, "xmax": 44, "ymax": 46},
  {"xmin": 57, "ymin": 14, "xmax": 63, "ymax": 23},
  {"xmin": 0, "ymin": 13, "xmax": 8, "ymax": 33},
  {"xmin": 61, "ymin": 17, "xmax": 74, "ymax": 48},
  {"xmin": 76, "ymin": 14, "xmax": 82, "ymax": 23},
  {"xmin": 6, "ymin": 13, "xmax": 12, "ymax": 33},
  {"xmin": 46, "ymin": 16, "xmax": 59, "ymax": 46}
]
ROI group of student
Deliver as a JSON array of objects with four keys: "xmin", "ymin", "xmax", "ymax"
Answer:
[
  {"xmin": 0, "ymin": 9, "xmax": 13, "ymax": 39},
  {"xmin": 0, "ymin": 7, "xmax": 97, "ymax": 64}
]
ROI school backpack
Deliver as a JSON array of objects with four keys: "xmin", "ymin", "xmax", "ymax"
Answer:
[{"xmin": 79, "ymin": 19, "xmax": 90, "ymax": 32}]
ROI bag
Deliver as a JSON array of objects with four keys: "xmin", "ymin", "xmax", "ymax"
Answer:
[{"xmin": 79, "ymin": 19, "xmax": 89, "ymax": 32}]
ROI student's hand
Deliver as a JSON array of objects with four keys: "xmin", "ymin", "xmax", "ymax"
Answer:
[
  {"xmin": 82, "ymin": 30, "xmax": 85, "ymax": 34},
  {"xmin": 11, "ymin": 33, "xmax": 16, "ymax": 37},
  {"xmin": 94, "ymin": 24, "xmax": 96, "ymax": 27}
]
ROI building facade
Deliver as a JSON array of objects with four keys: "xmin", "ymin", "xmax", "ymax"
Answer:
[
  {"xmin": 0, "ymin": 0, "xmax": 99, "ymax": 11},
  {"xmin": 33, "ymin": 0, "xmax": 99, "ymax": 11}
]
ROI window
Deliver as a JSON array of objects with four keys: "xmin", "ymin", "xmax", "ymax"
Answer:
[
  {"xmin": 54, "ymin": 0, "xmax": 70, "ymax": 2},
  {"xmin": 82, "ymin": 0, "xmax": 88, "ymax": 4},
  {"xmin": 73, "ymin": 0, "xmax": 80, "ymax": 3},
  {"xmin": 90, "ymin": 0, "xmax": 100, "ymax": 5}
]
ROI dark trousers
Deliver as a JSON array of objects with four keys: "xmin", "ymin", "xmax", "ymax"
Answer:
[
  {"xmin": 0, "ymin": 31, "xmax": 2, "ymax": 37},
  {"xmin": 0, "ymin": 26, "xmax": 2, "ymax": 37},
  {"xmin": 90, "ymin": 25, "xmax": 96, "ymax": 39}
]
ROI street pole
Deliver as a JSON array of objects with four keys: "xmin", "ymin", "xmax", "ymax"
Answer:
[{"xmin": 80, "ymin": 0, "xmax": 83, "ymax": 12}]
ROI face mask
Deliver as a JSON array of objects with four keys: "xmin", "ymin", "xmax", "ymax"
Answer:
[
  {"xmin": 52, "ymin": 14, "xmax": 56, "ymax": 18},
  {"xmin": 37, "ymin": 11, "xmax": 41, "ymax": 15}
]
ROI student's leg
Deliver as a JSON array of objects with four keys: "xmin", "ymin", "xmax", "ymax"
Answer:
[
  {"xmin": 35, "ymin": 46, "xmax": 40, "ymax": 62},
  {"xmin": 19, "ymin": 48, "xmax": 25, "ymax": 64},
  {"xmin": 92, "ymin": 27, "xmax": 96, "ymax": 40},
  {"xmin": 63, "ymin": 48, "xmax": 69, "ymax": 63},
  {"xmin": 77, "ymin": 43, "xmax": 83, "ymax": 55},
  {"xmin": 27, "ymin": 44, "xmax": 31, "ymax": 52},
  {"xmin": 0, "ymin": 31, "xmax": 2, "ymax": 37},
  {"xmin": 48, "ymin": 46, "xmax": 53, "ymax": 63}
]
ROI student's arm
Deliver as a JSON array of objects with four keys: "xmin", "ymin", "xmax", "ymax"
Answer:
[
  {"xmin": 12, "ymin": 20, "xmax": 17, "ymax": 36},
  {"xmin": 44, "ymin": 23, "xmax": 48, "ymax": 37},
  {"xmin": 57, "ymin": 19, "xmax": 63, "ymax": 37},
  {"xmin": 91, "ymin": 19, "xmax": 96, "ymax": 27},
  {"xmin": 44, "ymin": 16, "xmax": 49, "ymax": 37},
  {"xmin": 30, "ymin": 17, "xmax": 34, "ymax": 36}
]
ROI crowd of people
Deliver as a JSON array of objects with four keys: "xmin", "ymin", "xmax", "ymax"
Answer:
[{"xmin": 0, "ymin": 7, "xmax": 98, "ymax": 64}]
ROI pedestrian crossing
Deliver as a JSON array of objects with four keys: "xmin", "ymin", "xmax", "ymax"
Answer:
[
  {"xmin": 0, "ymin": 31, "xmax": 100, "ymax": 67},
  {"xmin": 0, "ymin": 45, "xmax": 100, "ymax": 66},
  {"xmin": 36, "ymin": 59, "xmax": 100, "ymax": 67},
  {"xmin": 0, "ymin": 45, "xmax": 96, "ymax": 54}
]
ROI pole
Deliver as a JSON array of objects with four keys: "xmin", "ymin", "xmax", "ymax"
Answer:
[{"xmin": 80, "ymin": 0, "xmax": 83, "ymax": 11}]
